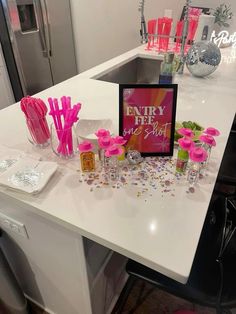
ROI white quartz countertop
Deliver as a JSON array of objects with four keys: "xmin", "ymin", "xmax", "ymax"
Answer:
[{"xmin": 0, "ymin": 45, "xmax": 235, "ymax": 283}]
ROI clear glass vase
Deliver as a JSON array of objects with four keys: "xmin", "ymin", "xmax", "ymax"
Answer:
[
  {"xmin": 50, "ymin": 124, "xmax": 79, "ymax": 159},
  {"xmin": 105, "ymin": 156, "xmax": 120, "ymax": 182},
  {"xmin": 26, "ymin": 117, "xmax": 50, "ymax": 148}
]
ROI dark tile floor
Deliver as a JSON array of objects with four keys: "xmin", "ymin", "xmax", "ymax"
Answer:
[
  {"xmin": 113, "ymin": 279, "xmax": 216, "ymax": 314},
  {"xmin": 0, "ymin": 301, "xmax": 47, "ymax": 314},
  {"xmin": 2, "ymin": 280, "xmax": 235, "ymax": 313}
]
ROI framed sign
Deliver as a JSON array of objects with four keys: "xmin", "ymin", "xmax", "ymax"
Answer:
[{"xmin": 119, "ymin": 84, "xmax": 178, "ymax": 156}]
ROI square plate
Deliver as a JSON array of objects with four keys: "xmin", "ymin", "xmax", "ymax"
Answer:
[{"xmin": 0, "ymin": 158, "xmax": 58, "ymax": 194}]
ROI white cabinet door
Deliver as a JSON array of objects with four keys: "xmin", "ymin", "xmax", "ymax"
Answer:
[{"xmin": 0, "ymin": 45, "xmax": 14, "ymax": 109}]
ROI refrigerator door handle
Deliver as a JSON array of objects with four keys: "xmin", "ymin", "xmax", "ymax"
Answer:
[
  {"xmin": 33, "ymin": 0, "xmax": 48, "ymax": 58},
  {"xmin": 39, "ymin": 0, "xmax": 52, "ymax": 57}
]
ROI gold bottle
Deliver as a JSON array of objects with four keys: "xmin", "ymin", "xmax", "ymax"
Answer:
[{"xmin": 80, "ymin": 151, "xmax": 95, "ymax": 172}]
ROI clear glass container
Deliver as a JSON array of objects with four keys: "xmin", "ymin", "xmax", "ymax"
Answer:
[
  {"xmin": 187, "ymin": 162, "xmax": 200, "ymax": 186},
  {"xmin": 106, "ymin": 156, "xmax": 120, "ymax": 182},
  {"xmin": 50, "ymin": 124, "xmax": 78, "ymax": 159},
  {"xmin": 26, "ymin": 117, "xmax": 50, "ymax": 148},
  {"xmin": 176, "ymin": 147, "xmax": 189, "ymax": 173},
  {"xmin": 200, "ymin": 144, "xmax": 212, "ymax": 175}
]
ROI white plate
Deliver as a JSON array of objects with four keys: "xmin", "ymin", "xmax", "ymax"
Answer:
[
  {"xmin": 76, "ymin": 119, "xmax": 113, "ymax": 144},
  {"xmin": 0, "ymin": 146, "xmax": 26, "ymax": 173},
  {"xmin": 0, "ymin": 158, "xmax": 58, "ymax": 194}
]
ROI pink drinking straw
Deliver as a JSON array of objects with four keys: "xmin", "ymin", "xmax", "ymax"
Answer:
[
  {"xmin": 187, "ymin": 18, "xmax": 198, "ymax": 43},
  {"xmin": 185, "ymin": 18, "xmax": 198, "ymax": 52},
  {"xmin": 157, "ymin": 18, "xmax": 164, "ymax": 51},
  {"xmin": 163, "ymin": 18, "xmax": 172, "ymax": 51},
  {"xmin": 146, "ymin": 19, "xmax": 156, "ymax": 50},
  {"xmin": 175, "ymin": 20, "xmax": 184, "ymax": 53}
]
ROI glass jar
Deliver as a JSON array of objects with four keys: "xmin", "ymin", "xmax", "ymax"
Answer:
[
  {"xmin": 50, "ymin": 124, "xmax": 78, "ymax": 159},
  {"xmin": 176, "ymin": 147, "xmax": 189, "ymax": 173},
  {"xmin": 26, "ymin": 117, "xmax": 50, "ymax": 148},
  {"xmin": 106, "ymin": 156, "xmax": 119, "ymax": 182},
  {"xmin": 187, "ymin": 162, "xmax": 200, "ymax": 186}
]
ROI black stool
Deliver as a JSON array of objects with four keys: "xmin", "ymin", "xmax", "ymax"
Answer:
[{"xmin": 113, "ymin": 196, "xmax": 236, "ymax": 314}]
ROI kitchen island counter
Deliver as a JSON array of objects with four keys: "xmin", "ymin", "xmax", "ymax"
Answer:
[{"xmin": 0, "ymin": 45, "xmax": 235, "ymax": 290}]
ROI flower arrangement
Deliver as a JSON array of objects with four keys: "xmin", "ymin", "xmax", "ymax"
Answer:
[{"xmin": 214, "ymin": 3, "xmax": 233, "ymax": 28}]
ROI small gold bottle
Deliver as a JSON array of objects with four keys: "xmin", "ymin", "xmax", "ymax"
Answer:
[{"xmin": 78, "ymin": 141, "xmax": 95, "ymax": 172}]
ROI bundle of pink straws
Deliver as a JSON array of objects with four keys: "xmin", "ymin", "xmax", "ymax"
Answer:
[
  {"xmin": 20, "ymin": 96, "xmax": 50, "ymax": 145},
  {"xmin": 48, "ymin": 96, "xmax": 81, "ymax": 157}
]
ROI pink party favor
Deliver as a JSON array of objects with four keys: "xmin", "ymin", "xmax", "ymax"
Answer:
[
  {"xmin": 177, "ymin": 128, "xmax": 194, "ymax": 138},
  {"xmin": 95, "ymin": 129, "xmax": 110, "ymax": 138},
  {"xmin": 113, "ymin": 136, "xmax": 127, "ymax": 146},
  {"xmin": 204, "ymin": 127, "xmax": 220, "ymax": 137},
  {"xmin": 98, "ymin": 136, "xmax": 114, "ymax": 149},
  {"xmin": 78, "ymin": 141, "xmax": 93, "ymax": 152},
  {"xmin": 105, "ymin": 145, "xmax": 123, "ymax": 157},
  {"xmin": 178, "ymin": 138, "xmax": 195, "ymax": 151},
  {"xmin": 189, "ymin": 147, "xmax": 208, "ymax": 163},
  {"xmin": 199, "ymin": 134, "xmax": 216, "ymax": 147}
]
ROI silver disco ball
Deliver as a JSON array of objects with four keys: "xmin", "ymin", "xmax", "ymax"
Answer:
[{"xmin": 186, "ymin": 41, "xmax": 221, "ymax": 77}]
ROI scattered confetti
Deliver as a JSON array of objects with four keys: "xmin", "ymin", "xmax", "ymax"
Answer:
[{"xmin": 75, "ymin": 157, "xmax": 183, "ymax": 201}]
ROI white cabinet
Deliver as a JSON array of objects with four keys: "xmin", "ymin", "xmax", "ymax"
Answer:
[
  {"xmin": 84, "ymin": 238, "xmax": 127, "ymax": 314},
  {"xmin": 0, "ymin": 44, "xmax": 14, "ymax": 109}
]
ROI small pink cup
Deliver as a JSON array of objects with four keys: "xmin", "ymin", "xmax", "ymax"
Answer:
[
  {"xmin": 105, "ymin": 145, "xmax": 123, "ymax": 157},
  {"xmin": 178, "ymin": 138, "xmax": 195, "ymax": 151},
  {"xmin": 199, "ymin": 134, "xmax": 216, "ymax": 147},
  {"xmin": 78, "ymin": 141, "xmax": 93, "ymax": 152},
  {"xmin": 95, "ymin": 129, "xmax": 110, "ymax": 138},
  {"xmin": 98, "ymin": 136, "xmax": 114, "ymax": 149},
  {"xmin": 113, "ymin": 136, "xmax": 127, "ymax": 146},
  {"xmin": 177, "ymin": 128, "xmax": 194, "ymax": 138},
  {"xmin": 204, "ymin": 127, "xmax": 220, "ymax": 137},
  {"xmin": 189, "ymin": 147, "xmax": 208, "ymax": 163}
]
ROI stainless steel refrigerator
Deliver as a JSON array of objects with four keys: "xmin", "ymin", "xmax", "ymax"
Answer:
[{"xmin": 0, "ymin": 0, "xmax": 77, "ymax": 99}]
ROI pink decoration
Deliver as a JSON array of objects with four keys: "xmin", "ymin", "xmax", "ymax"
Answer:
[
  {"xmin": 95, "ymin": 129, "xmax": 110, "ymax": 138},
  {"xmin": 98, "ymin": 136, "xmax": 114, "ymax": 149},
  {"xmin": 199, "ymin": 134, "xmax": 216, "ymax": 147},
  {"xmin": 177, "ymin": 128, "xmax": 194, "ymax": 138},
  {"xmin": 20, "ymin": 96, "xmax": 50, "ymax": 145},
  {"xmin": 105, "ymin": 145, "xmax": 123, "ymax": 157},
  {"xmin": 189, "ymin": 147, "xmax": 208, "ymax": 163},
  {"xmin": 113, "ymin": 136, "xmax": 127, "ymax": 146},
  {"xmin": 204, "ymin": 127, "xmax": 220, "ymax": 137},
  {"xmin": 178, "ymin": 138, "xmax": 195, "ymax": 151},
  {"xmin": 49, "ymin": 97, "xmax": 81, "ymax": 156},
  {"xmin": 78, "ymin": 141, "xmax": 93, "ymax": 153}
]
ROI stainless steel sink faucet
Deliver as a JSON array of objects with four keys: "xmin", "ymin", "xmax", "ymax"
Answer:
[{"xmin": 139, "ymin": 0, "xmax": 148, "ymax": 44}]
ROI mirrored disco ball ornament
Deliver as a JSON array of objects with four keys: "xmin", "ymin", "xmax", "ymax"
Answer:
[
  {"xmin": 186, "ymin": 41, "xmax": 221, "ymax": 77},
  {"xmin": 127, "ymin": 150, "xmax": 143, "ymax": 165}
]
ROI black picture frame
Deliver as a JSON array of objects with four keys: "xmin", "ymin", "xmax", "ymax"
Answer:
[{"xmin": 119, "ymin": 84, "xmax": 178, "ymax": 157}]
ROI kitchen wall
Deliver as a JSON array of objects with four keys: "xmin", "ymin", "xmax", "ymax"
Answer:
[{"xmin": 70, "ymin": 0, "xmax": 236, "ymax": 73}]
